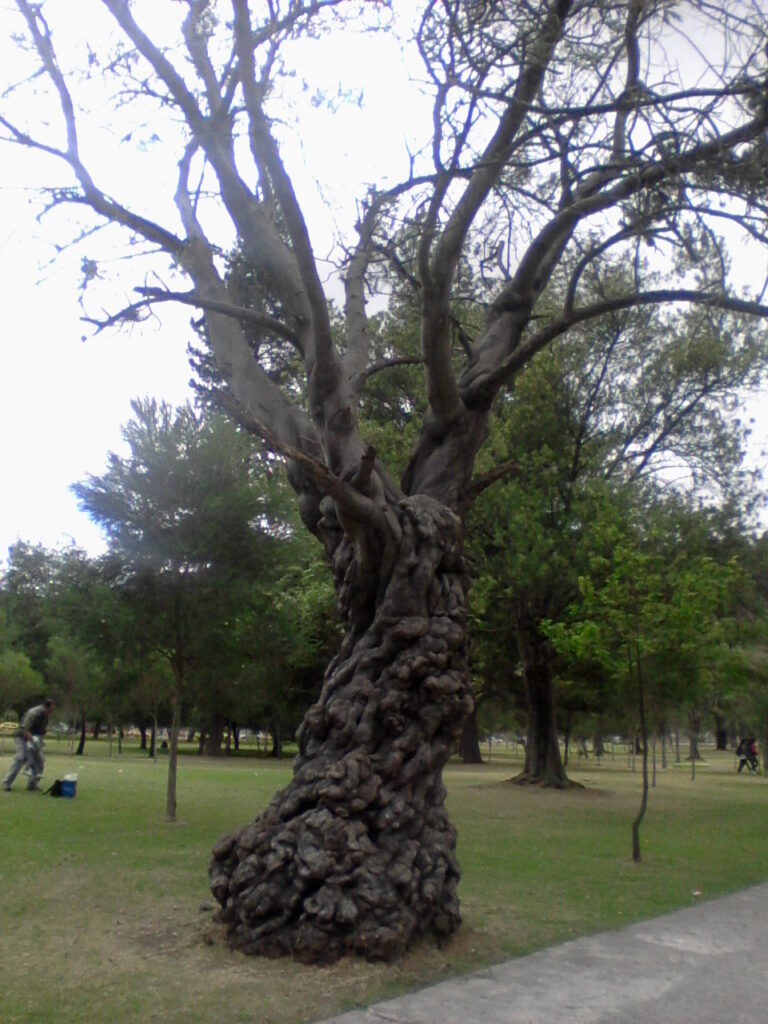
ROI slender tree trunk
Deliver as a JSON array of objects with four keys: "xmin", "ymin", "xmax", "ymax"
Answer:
[
  {"xmin": 651, "ymin": 732, "xmax": 657, "ymax": 789},
  {"xmin": 268, "ymin": 718, "xmax": 282, "ymax": 758},
  {"xmin": 688, "ymin": 711, "xmax": 701, "ymax": 763},
  {"xmin": 632, "ymin": 647, "xmax": 649, "ymax": 863},
  {"xmin": 150, "ymin": 719, "xmax": 157, "ymax": 761},
  {"xmin": 210, "ymin": 497, "xmax": 472, "ymax": 963},
  {"xmin": 563, "ymin": 710, "xmax": 572, "ymax": 768},
  {"xmin": 166, "ymin": 674, "xmax": 183, "ymax": 823},
  {"xmin": 459, "ymin": 703, "xmax": 483, "ymax": 764},
  {"xmin": 513, "ymin": 624, "xmax": 570, "ymax": 787},
  {"xmin": 75, "ymin": 717, "xmax": 87, "ymax": 756}
]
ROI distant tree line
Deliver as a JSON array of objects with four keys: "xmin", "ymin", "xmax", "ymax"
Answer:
[{"xmin": 3, "ymin": 299, "xmax": 768, "ymax": 810}]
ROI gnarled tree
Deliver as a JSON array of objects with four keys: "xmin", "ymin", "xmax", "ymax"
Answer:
[{"xmin": 3, "ymin": 0, "xmax": 768, "ymax": 962}]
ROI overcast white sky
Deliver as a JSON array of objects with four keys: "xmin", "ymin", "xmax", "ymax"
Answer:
[{"xmin": 0, "ymin": 3, "xmax": 766, "ymax": 565}]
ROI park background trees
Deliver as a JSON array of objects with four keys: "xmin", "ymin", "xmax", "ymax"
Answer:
[
  {"xmin": 3, "ymin": 0, "xmax": 768, "ymax": 962},
  {"xmin": 465, "ymin": 289, "xmax": 766, "ymax": 785}
]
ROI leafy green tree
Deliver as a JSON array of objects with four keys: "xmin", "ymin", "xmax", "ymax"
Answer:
[
  {"xmin": 468, "ymin": 293, "xmax": 765, "ymax": 786},
  {"xmin": 548, "ymin": 508, "xmax": 740, "ymax": 859},
  {"xmin": 73, "ymin": 400, "xmax": 291, "ymax": 820},
  {"xmin": 46, "ymin": 633, "xmax": 106, "ymax": 755},
  {"xmin": 232, "ymin": 544, "xmax": 339, "ymax": 753},
  {"xmin": 1, "ymin": 542, "xmax": 61, "ymax": 675},
  {"xmin": 128, "ymin": 653, "xmax": 174, "ymax": 761},
  {"xmin": 0, "ymin": 649, "xmax": 42, "ymax": 719}
]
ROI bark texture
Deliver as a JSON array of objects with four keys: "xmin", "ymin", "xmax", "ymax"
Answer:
[{"xmin": 210, "ymin": 497, "xmax": 473, "ymax": 962}]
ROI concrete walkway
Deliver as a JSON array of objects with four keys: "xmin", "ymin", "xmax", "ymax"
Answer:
[{"xmin": 317, "ymin": 882, "xmax": 768, "ymax": 1024}]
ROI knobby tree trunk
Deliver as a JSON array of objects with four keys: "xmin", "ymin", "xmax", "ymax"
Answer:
[
  {"xmin": 210, "ymin": 497, "xmax": 473, "ymax": 963},
  {"xmin": 513, "ymin": 625, "xmax": 570, "ymax": 787}
]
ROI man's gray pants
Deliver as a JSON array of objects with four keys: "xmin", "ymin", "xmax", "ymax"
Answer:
[{"xmin": 2, "ymin": 736, "xmax": 43, "ymax": 789}]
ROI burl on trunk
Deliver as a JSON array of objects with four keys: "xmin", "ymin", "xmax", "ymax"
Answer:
[{"xmin": 209, "ymin": 496, "xmax": 473, "ymax": 962}]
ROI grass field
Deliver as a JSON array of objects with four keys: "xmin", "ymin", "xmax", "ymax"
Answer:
[{"xmin": 0, "ymin": 740, "xmax": 766, "ymax": 1024}]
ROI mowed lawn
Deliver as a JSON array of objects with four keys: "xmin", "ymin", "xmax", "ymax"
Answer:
[{"xmin": 0, "ymin": 739, "xmax": 766, "ymax": 1024}]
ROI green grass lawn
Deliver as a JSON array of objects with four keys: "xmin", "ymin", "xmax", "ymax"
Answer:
[{"xmin": 0, "ymin": 741, "xmax": 766, "ymax": 1024}]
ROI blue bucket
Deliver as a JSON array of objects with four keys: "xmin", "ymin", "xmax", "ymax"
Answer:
[{"xmin": 61, "ymin": 774, "xmax": 77, "ymax": 798}]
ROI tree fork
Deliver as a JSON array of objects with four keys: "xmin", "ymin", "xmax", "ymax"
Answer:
[{"xmin": 209, "ymin": 496, "xmax": 474, "ymax": 962}]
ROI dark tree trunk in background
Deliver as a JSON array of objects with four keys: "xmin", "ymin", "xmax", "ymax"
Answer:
[
  {"xmin": 210, "ymin": 498, "xmax": 472, "ymax": 963},
  {"xmin": 166, "ymin": 678, "xmax": 183, "ymax": 823},
  {"xmin": 459, "ymin": 703, "xmax": 482, "ymax": 764},
  {"xmin": 75, "ymin": 717, "xmax": 87, "ymax": 756},
  {"xmin": 268, "ymin": 718, "xmax": 282, "ymax": 758},
  {"xmin": 715, "ymin": 723, "xmax": 727, "ymax": 751},
  {"xmin": 206, "ymin": 720, "xmax": 225, "ymax": 756},
  {"xmin": 688, "ymin": 711, "xmax": 702, "ymax": 761},
  {"xmin": 562, "ymin": 710, "xmax": 572, "ymax": 768},
  {"xmin": 139, "ymin": 724, "xmax": 148, "ymax": 750},
  {"xmin": 513, "ymin": 625, "xmax": 570, "ymax": 787}
]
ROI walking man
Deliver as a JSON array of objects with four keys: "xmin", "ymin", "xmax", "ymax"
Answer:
[{"xmin": 2, "ymin": 699, "xmax": 55, "ymax": 791}]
